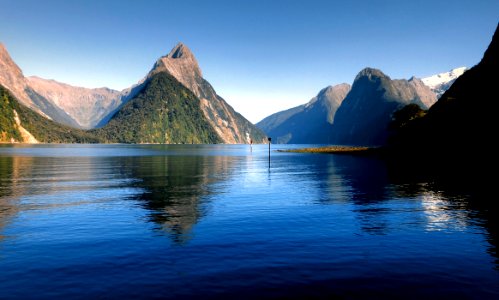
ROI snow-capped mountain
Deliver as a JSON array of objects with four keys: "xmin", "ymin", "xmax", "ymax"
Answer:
[{"xmin": 422, "ymin": 67, "xmax": 467, "ymax": 98}]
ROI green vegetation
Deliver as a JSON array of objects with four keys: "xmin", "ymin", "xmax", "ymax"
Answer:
[
  {"xmin": 389, "ymin": 103, "xmax": 427, "ymax": 130},
  {"xmin": 0, "ymin": 86, "xmax": 23, "ymax": 142},
  {"xmin": 1, "ymin": 72, "xmax": 222, "ymax": 144},
  {"xmin": 1, "ymin": 86, "xmax": 97, "ymax": 143},
  {"xmin": 18, "ymin": 105, "xmax": 100, "ymax": 143},
  {"xmin": 92, "ymin": 72, "xmax": 221, "ymax": 144}
]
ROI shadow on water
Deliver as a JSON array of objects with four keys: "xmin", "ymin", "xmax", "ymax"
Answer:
[
  {"xmin": 323, "ymin": 155, "xmax": 397, "ymax": 235},
  {"xmin": 276, "ymin": 151, "xmax": 498, "ymax": 265},
  {"xmin": 325, "ymin": 153, "xmax": 499, "ymax": 264},
  {"xmin": 385, "ymin": 157, "xmax": 499, "ymax": 267}
]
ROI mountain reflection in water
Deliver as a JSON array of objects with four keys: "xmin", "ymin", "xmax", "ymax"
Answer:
[
  {"xmin": 0, "ymin": 144, "xmax": 497, "ymax": 299},
  {"xmin": 124, "ymin": 155, "xmax": 237, "ymax": 243}
]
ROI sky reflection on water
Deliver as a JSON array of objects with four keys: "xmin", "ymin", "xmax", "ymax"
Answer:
[{"xmin": 0, "ymin": 144, "xmax": 497, "ymax": 299}]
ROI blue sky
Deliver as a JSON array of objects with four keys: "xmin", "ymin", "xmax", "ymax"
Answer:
[{"xmin": 1, "ymin": 0, "xmax": 498, "ymax": 122}]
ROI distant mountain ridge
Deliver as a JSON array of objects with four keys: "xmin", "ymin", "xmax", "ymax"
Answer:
[
  {"xmin": 257, "ymin": 83, "xmax": 350, "ymax": 143},
  {"xmin": 330, "ymin": 68, "xmax": 437, "ymax": 146},
  {"xmin": 257, "ymin": 67, "xmax": 440, "ymax": 145},
  {"xmin": 26, "ymin": 76, "xmax": 124, "ymax": 128}
]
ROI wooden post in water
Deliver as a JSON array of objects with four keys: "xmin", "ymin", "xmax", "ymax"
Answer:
[{"xmin": 268, "ymin": 137, "xmax": 271, "ymax": 169}]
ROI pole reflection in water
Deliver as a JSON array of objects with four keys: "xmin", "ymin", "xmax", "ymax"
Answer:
[{"xmin": 0, "ymin": 144, "xmax": 497, "ymax": 299}]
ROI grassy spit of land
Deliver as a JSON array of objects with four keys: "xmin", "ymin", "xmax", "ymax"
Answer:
[{"xmin": 278, "ymin": 145, "xmax": 377, "ymax": 154}]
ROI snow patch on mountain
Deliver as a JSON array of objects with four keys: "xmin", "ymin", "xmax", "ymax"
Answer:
[{"xmin": 422, "ymin": 67, "xmax": 467, "ymax": 98}]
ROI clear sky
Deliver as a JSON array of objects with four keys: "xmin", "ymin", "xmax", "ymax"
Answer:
[{"xmin": 1, "ymin": 0, "xmax": 498, "ymax": 123}]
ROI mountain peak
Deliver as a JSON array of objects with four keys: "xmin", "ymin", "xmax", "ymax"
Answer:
[
  {"xmin": 0, "ymin": 43, "xmax": 14, "ymax": 62},
  {"xmin": 421, "ymin": 67, "xmax": 467, "ymax": 99},
  {"xmin": 167, "ymin": 42, "xmax": 194, "ymax": 59},
  {"xmin": 149, "ymin": 42, "xmax": 202, "ymax": 80},
  {"xmin": 421, "ymin": 67, "xmax": 467, "ymax": 89},
  {"xmin": 0, "ymin": 42, "xmax": 37, "ymax": 109},
  {"xmin": 355, "ymin": 67, "xmax": 389, "ymax": 81}
]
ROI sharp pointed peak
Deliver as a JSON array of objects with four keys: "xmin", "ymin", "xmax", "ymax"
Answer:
[
  {"xmin": 167, "ymin": 42, "xmax": 194, "ymax": 59},
  {"xmin": 149, "ymin": 42, "xmax": 202, "ymax": 81},
  {"xmin": 0, "ymin": 42, "xmax": 9, "ymax": 55}
]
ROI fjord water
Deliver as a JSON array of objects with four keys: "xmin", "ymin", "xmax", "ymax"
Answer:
[{"xmin": 0, "ymin": 144, "xmax": 497, "ymax": 299}]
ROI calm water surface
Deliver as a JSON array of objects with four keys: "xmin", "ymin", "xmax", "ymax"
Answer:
[{"xmin": 0, "ymin": 144, "xmax": 497, "ymax": 299}]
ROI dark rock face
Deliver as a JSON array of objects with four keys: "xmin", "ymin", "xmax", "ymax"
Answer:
[
  {"xmin": 390, "ymin": 23, "xmax": 499, "ymax": 160},
  {"xmin": 330, "ymin": 68, "xmax": 435, "ymax": 146},
  {"xmin": 257, "ymin": 83, "xmax": 350, "ymax": 144}
]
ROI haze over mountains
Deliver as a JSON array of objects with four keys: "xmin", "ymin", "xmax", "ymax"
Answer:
[
  {"xmin": 26, "ymin": 76, "xmax": 123, "ymax": 128},
  {"xmin": 257, "ymin": 66, "xmax": 462, "ymax": 145},
  {"xmin": 257, "ymin": 84, "xmax": 350, "ymax": 144},
  {"xmin": 0, "ymin": 42, "xmax": 266, "ymax": 144},
  {"xmin": 0, "ymin": 34, "xmax": 480, "ymax": 146}
]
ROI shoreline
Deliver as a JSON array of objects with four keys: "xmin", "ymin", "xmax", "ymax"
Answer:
[{"xmin": 278, "ymin": 145, "xmax": 377, "ymax": 154}]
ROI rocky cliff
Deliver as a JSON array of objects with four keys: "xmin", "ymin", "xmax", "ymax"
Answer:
[{"xmin": 149, "ymin": 43, "xmax": 266, "ymax": 143}]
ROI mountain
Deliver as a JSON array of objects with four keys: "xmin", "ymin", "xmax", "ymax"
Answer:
[
  {"xmin": 26, "ymin": 76, "xmax": 124, "ymax": 129},
  {"xmin": 0, "ymin": 43, "xmax": 80, "ymax": 127},
  {"xmin": 389, "ymin": 23, "xmax": 499, "ymax": 161},
  {"xmin": 0, "ymin": 43, "xmax": 132, "ymax": 129},
  {"xmin": 256, "ymin": 83, "xmax": 350, "ymax": 143},
  {"xmin": 148, "ymin": 43, "xmax": 266, "ymax": 144},
  {"xmin": 0, "ymin": 85, "xmax": 36, "ymax": 143},
  {"xmin": 1, "ymin": 71, "xmax": 220, "ymax": 144},
  {"xmin": 330, "ymin": 68, "xmax": 436, "ymax": 146},
  {"xmin": 0, "ymin": 84, "xmax": 99, "ymax": 143},
  {"xmin": 0, "ymin": 42, "xmax": 265, "ymax": 144},
  {"xmin": 421, "ymin": 67, "xmax": 467, "ymax": 98},
  {"xmin": 91, "ymin": 72, "xmax": 221, "ymax": 144},
  {"xmin": 0, "ymin": 44, "xmax": 34, "ymax": 109}
]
